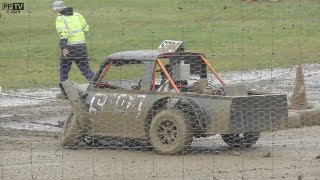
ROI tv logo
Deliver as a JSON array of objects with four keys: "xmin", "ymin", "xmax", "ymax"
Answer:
[{"xmin": 2, "ymin": 3, "xmax": 24, "ymax": 13}]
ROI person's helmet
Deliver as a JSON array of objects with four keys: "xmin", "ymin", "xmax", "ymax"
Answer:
[{"xmin": 53, "ymin": 1, "xmax": 66, "ymax": 11}]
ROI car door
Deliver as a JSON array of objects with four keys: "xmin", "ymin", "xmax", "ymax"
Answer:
[{"xmin": 88, "ymin": 90, "xmax": 147, "ymax": 139}]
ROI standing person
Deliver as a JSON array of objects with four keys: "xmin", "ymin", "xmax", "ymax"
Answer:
[{"xmin": 53, "ymin": 1, "xmax": 95, "ymax": 98}]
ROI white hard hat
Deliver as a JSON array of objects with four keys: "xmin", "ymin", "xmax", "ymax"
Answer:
[{"xmin": 53, "ymin": 1, "xmax": 66, "ymax": 11}]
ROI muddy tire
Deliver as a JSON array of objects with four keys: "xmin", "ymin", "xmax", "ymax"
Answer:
[
  {"xmin": 61, "ymin": 113, "xmax": 81, "ymax": 147},
  {"xmin": 149, "ymin": 110, "xmax": 193, "ymax": 155},
  {"xmin": 221, "ymin": 132, "xmax": 260, "ymax": 148}
]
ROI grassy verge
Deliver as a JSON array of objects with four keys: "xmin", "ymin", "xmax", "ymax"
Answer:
[{"xmin": 0, "ymin": 0, "xmax": 319, "ymax": 89}]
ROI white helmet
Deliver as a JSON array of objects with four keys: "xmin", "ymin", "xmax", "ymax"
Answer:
[{"xmin": 53, "ymin": 1, "xmax": 66, "ymax": 11}]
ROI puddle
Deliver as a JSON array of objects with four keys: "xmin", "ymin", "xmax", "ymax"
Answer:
[
  {"xmin": 0, "ymin": 96, "xmax": 49, "ymax": 107},
  {"xmin": 0, "ymin": 115, "xmax": 65, "ymax": 132},
  {"xmin": 6, "ymin": 88, "xmax": 60, "ymax": 98},
  {"xmin": 0, "ymin": 85, "xmax": 89, "ymax": 108},
  {"xmin": 0, "ymin": 87, "xmax": 60, "ymax": 107}
]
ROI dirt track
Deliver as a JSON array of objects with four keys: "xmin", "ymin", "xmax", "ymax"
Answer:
[
  {"xmin": 1, "ymin": 64, "xmax": 320, "ymax": 179},
  {"xmin": 1, "ymin": 122, "xmax": 320, "ymax": 179}
]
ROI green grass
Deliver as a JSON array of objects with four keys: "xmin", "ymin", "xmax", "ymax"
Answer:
[{"xmin": 0, "ymin": 0, "xmax": 319, "ymax": 89}]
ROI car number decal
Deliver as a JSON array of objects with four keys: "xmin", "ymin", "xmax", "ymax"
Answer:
[{"xmin": 89, "ymin": 93, "xmax": 146, "ymax": 119}]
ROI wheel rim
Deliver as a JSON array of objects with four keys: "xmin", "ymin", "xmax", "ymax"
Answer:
[{"xmin": 157, "ymin": 119, "xmax": 178, "ymax": 145}]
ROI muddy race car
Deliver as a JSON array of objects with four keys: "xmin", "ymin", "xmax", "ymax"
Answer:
[{"xmin": 61, "ymin": 40, "xmax": 288, "ymax": 155}]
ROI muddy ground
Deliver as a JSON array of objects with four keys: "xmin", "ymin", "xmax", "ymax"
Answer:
[{"xmin": 1, "ymin": 64, "xmax": 320, "ymax": 179}]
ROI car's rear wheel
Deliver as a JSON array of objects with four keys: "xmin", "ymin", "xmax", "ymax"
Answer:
[
  {"xmin": 61, "ymin": 112, "xmax": 81, "ymax": 147},
  {"xmin": 221, "ymin": 132, "xmax": 260, "ymax": 148},
  {"xmin": 149, "ymin": 110, "xmax": 193, "ymax": 155}
]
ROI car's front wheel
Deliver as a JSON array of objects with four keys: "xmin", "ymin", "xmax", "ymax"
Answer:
[
  {"xmin": 221, "ymin": 132, "xmax": 260, "ymax": 148},
  {"xmin": 149, "ymin": 110, "xmax": 193, "ymax": 155}
]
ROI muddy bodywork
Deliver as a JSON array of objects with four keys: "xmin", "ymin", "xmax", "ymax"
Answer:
[
  {"xmin": 62, "ymin": 49, "xmax": 288, "ymax": 140},
  {"xmin": 82, "ymin": 92, "xmax": 287, "ymax": 140}
]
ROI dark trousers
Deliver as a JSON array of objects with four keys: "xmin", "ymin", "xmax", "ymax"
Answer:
[
  {"xmin": 59, "ymin": 44, "xmax": 95, "ymax": 93},
  {"xmin": 60, "ymin": 44, "xmax": 95, "ymax": 82}
]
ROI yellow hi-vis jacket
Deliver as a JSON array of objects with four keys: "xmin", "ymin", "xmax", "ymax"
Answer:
[{"xmin": 56, "ymin": 12, "xmax": 89, "ymax": 45}]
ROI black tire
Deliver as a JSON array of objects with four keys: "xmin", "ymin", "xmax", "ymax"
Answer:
[
  {"xmin": 61, "ymin": 113, "xmax": 81, "ymax": 147},
  {"xmin": 221, "ymin": 132, "xmax": 260, "ymax": 148},
  {"xmin": 149, "ymin": 110, "xmax": 193, "ymax": 155}
]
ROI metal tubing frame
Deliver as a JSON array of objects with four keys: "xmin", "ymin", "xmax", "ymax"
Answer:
[
  {"xmin": 200, "ymin": 55, "xmax": 225, "ymax": 86},
  {"xmin": 97, "ymin": 61, "xmax": 113, "ymax": 84},
  {"xmin": 156, "ymin": 58, "xmax": 180, "ymax": 93}
]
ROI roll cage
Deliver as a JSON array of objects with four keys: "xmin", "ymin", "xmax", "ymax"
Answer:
[{"xmin": 90, "ymin": 51, "xmax": 225, "ymax": 93}]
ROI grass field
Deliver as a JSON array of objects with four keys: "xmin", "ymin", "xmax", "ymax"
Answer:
[{"xmin": 0, "ymin": 0, "xmax": 319, "ymax": 89}]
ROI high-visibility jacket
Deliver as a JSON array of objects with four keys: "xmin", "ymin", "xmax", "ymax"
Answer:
[{"xmin": 56, "ymin": 11, "xmax": 89, "ymax": 46}]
